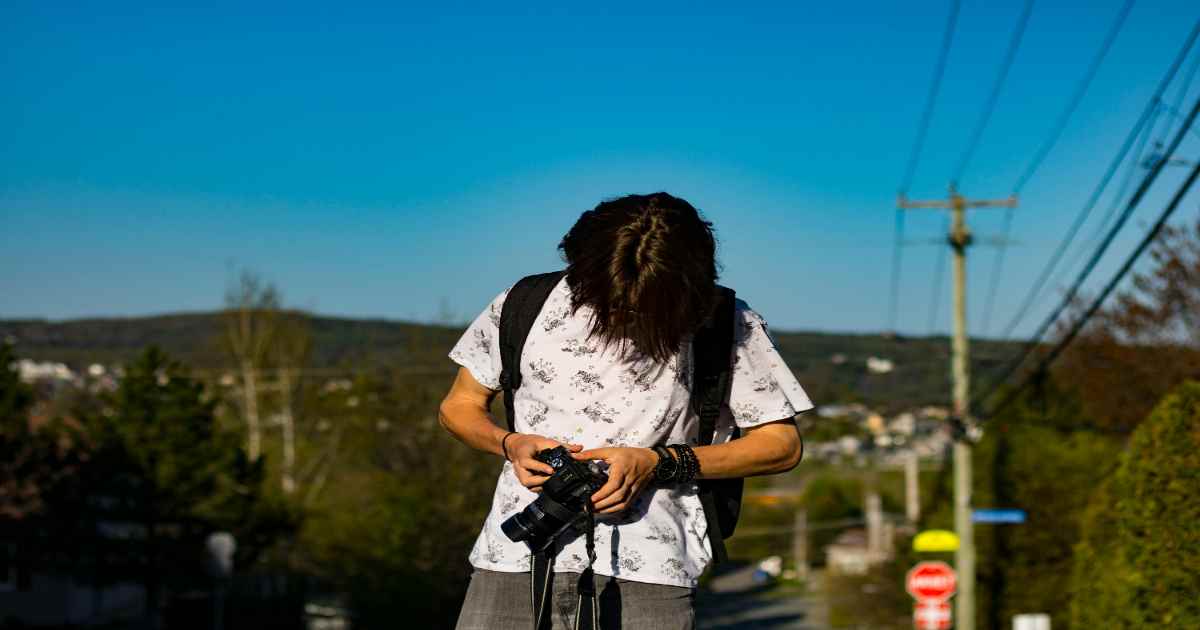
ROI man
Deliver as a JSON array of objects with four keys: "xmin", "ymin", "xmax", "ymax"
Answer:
[{"xmin": 439, "ymin": 192, "xmax": 813, "ymax": 629}]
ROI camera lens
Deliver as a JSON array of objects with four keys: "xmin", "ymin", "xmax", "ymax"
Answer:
[{"xmin": 500, "ymin": 512, "xmax": 534, "ymax": 543}]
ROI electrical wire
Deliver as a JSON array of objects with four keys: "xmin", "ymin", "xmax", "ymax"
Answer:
[
  {"xmin": 979, "ymin": 207, "xmax": 1014, "ymax": 337},
  {"xmin": 950, "ymin": 0, "xmax": 1036, "ymax": 187},
  {"xmin": 1160, "ymin": 100, "xmax": 1200, "ymax": 140},
  {"xmin": 996, "ymin": 19, "xmax": 1200, "ymax": 340},
  {"xmin": 898, "ymin": 0, "xmax": 962, "ymax": 196},
  {"xmin": 889, "ymin": 0, "xmax": 961, "ymax": 335},
  {"xmin": 1154, "ymin": 46, "xmax": 1200, "ymax": 146},
  {"xmin": 1064, "ymin": 101, "xmax": 1162, "ymax": 277},
  {"xmin": 979, "ymin": 0, "xmax": 1134, "ymax": 337},
  {"xmin": 976, "ymin": 93, "xmax": 1200, "ymax": 414},
  {"xmin": 988, "ymin": 135, "xmax": 1200, "ymax": 417},
  {"xmin": 1010, "ymin": 0, "xmax": 1136, "ymax": 195}
]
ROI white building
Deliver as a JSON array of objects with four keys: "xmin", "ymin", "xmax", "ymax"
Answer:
[
  {"xmin": 16, "ymin": 359, "xmax": 75, "ymax": 383},
  {"xmin": 866, "ymin": 356, "xmax": 895, "ymax": 374}
]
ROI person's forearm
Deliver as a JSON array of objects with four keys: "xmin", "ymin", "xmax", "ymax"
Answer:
[
  {"xmin": 438, "ymin": 399, "xmax": 509, "ymax": 458},
  {"xmin": 692, "ymin": 422, "xmax": 802, "ymax": 479}
]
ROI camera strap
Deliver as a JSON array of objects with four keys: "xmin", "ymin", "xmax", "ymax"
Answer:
[{"xmin": 529, "ymin": 507, "xmax": 600, "ymax": 630}]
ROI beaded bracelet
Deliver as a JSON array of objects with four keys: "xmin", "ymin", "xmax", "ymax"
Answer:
[{"xmin": 668, "ymin": 443, "xmax": 700, "ymax": 483}]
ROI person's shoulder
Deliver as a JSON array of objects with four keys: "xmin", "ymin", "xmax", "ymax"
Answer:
[
  {"xmin": 727, "ymin": 293, "xmax": 766, "ymax": 327},
  {"xmin": 485, "ymin": 271, "xmax": 566, "ymax": 319}
]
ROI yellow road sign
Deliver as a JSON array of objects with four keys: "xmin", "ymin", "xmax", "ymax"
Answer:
[{"xmin": 913, "ymin": 529, "xmax": 960, "ymax": 552}]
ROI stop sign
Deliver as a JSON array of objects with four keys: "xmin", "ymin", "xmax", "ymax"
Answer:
[
  {"xmin": 906, "ymin": 561, "xmax": 957, "ymax": 601},
  {"xmin": 913, "ymin": 599, "xmax": 952, "ymax": 630}
]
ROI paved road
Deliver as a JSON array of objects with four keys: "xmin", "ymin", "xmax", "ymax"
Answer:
[{"xmin": 696, "ymin": 565, "xmax": 828, "ymax": 630}]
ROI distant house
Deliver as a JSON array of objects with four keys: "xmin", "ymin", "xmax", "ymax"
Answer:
[
  {"xmin": 16, "ymin": 359, "xmax": 76, "ymax": 383},
  {"xmin": 888, "ymin": 412, "xmax": 916, "ymax": 436},
  {"xmin": 825, "ymin": 528, "xmax": 892, "ymax": 576},
  {"xmin": 837, "ymin": 436, "xmax": 861, "ymax": 456},
  {"xmin": 865, "ymin": 356, "xmax": 894, "ymax": 374}
]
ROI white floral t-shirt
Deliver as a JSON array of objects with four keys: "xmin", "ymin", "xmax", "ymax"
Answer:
[{"xmin": 447, "ymin": 275, "xmax": 813, "ymax": 588}]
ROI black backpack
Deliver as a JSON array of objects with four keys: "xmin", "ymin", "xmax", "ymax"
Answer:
[{"xmin": 497, "ymin": 270, "xmax": 743, "ymax": 563}]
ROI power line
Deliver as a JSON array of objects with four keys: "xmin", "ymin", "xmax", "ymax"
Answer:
[
  {"xmin": 1155, "ymin": 45, "xmax": 1200, "ymax": 146},
  {"xmin": 979, "ymin": 0, "xmax": 1134, "ymax": 337},
  {"xmin": 979, "ymin": 206, "xmax": 1014, "ymax": 337},
  {"xmin": 988, "ymin": 137, "xmax": 1200, "ymax": 417},
  {"xmin": 890, "ymin": 0, "xmax": 962, "ymax": 334},
  {"xmin": 1010, "ymin": 0, "xmax": 1136, "ymax": 194},
  {"xmin": 899, "ymin": 0, "xmax": 962, "ymax": 196},
  {"xmin": 997, "ymin": 19, "xmax": 1200, "ymax": 340},
  {"xmin": 976, "ymin": 93, "xmax": 1200, "ymax": 413},
  {"xmin": 1160, "ymin": 100, "xmax": 1200, "ymax": 140},
  {"xmin": 950, "ymin": 0, "xmax": 1036, "ymax": 187},
  {"xmin": 1065, "ymin": 101, "xmax": 1163, "ymax": 276},
  {"xmin": 996, "ymin": 103, "xmax": 1158, "ymax": 339},
  {"xmin": 1039, "ymin": 162, "xmax": 1199, "ymax": 370}
]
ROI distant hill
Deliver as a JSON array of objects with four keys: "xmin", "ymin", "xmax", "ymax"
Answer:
[{"xmin": 0, "ymin": 312, "xmax": 1025, "ymax": 410}]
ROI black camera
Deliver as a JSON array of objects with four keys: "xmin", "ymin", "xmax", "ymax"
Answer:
[{"xmin": 500, "ymin": 446, "xmax": 609, "ymax": 551}]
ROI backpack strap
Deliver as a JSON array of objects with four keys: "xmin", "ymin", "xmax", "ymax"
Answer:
[
  {"xmin": 691, "ymin": 286, "xmax": 740, "ymax": 564},
  {"xmin": 498, "ymin": 270, "xmax": 567, "ymax": 432},
  {"xmin": 499, "ymin": 270, "xmax": 600, "ymax": 630}
]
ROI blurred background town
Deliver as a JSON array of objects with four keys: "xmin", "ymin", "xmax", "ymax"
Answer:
[{"xmin": 3, "ymin": 1, "xmax": 1199, "ymax": 629}]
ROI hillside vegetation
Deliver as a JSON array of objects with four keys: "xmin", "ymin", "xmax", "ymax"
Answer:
[{"xmin": 1, "ymin": 312, "xmax": 1024, "ymax": 411}]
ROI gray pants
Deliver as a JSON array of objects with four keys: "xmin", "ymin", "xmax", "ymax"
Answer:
[{"xmin": 455, "ymin": 567, "xmax": 695, "ymax": 630}]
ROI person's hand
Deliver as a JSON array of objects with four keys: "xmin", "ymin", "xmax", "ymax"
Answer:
[
  {"xmin": 572, "ymin": 447, "xmax": 658, "ymax": 514},
  {"xmin": 506, "ymin": 433, "xmax": 582, "ymax": 493}
]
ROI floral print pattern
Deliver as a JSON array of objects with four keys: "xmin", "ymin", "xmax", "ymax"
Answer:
[
  {"xmin": 561, "ymin": 338, "xmax": 599, "ymax": 357},
  {"xmin": 449, "ymin": 276, "xmax": 813, "ymax": 588},
  {"xmin": 577, "ymin": 401, "xmax": 618, "ymax": 424},
  {"xmin": 528, "ymin": 359, "xmax": 557, "ymax": 384},
  {"xmin": 569, "ymin": 369, "xmax": 605, "ymax": 393},
  {"xmin": 525, "ymin": 401, "xmax": 550, "ymax": 428}
]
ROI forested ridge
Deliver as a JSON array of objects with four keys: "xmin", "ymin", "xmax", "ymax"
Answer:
[{"xmin": 1, "ymin": 312, "xmax": 1025, "ymax": 411}]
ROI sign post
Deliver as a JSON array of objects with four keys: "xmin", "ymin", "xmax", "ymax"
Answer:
[
  {"xmin": 914, "ymin": 599, "xmax": 953, "ymax": 630},
  {"xmin": 907, "ymin": 561, "xmax": 957, "ymax": 630}
]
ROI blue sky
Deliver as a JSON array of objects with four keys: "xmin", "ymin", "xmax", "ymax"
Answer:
[{"xmin": 3, "ymin": 1, "xmax": 1199, "ymax": 338}]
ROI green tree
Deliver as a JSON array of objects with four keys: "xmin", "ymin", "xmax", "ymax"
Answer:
[
  {"xmin": 1071, "ymin": 381, "xmax": 1200, "ymax": 628},
  {"xmin": 0, "ymin": 343, "xmax": 76, "ymax": 523},
  {"xmin": 971, "ymin": 391, "xmax": 1121, "ymax": 630},
  {"xmin": 294, "ymin": 369, "xmax": 498, "ymax": 627},
  {"xmin": 42, "ymin": 346, "xmax": 293, "ymax": 628},
  {"xmin": 1, "ymin": 342, "xmax": 38, "ymax": 514}
]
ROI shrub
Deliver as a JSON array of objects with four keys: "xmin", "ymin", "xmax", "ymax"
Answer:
[{"xmin": 1071, "ymin": 381, "xmax": 1200, "ymax": 628}]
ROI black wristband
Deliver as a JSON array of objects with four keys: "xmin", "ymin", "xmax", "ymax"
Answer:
[
  {"xmin": 652, "ymin": 445, "xmax": 679, "ymax": 483},
  {"xmin": 501, "ymin": 432, "xmax": 516, "ymax": 461},
  {"xmin": 668, "ymin": 444, "xmax": 699, "ymax": 483}
]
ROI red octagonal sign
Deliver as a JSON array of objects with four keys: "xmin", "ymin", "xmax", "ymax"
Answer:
[{"xmin": 906, "ymin": 561, "xmax": 957, "ymax": 601}]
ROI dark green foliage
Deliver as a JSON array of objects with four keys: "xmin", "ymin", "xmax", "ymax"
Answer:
[
  {"xmin": 0, "ymin": 313, "xmax": 466, "ymax": 374},
  {"xmin": 1071, "ymin": 381, "xmax": 1200, "ymax": 629},
  {"xmin": 39, "ymin": 347, "xmax": 295, "ymax": 622},
  {"xmin": 289, "ymin": 369, "xmax": 500, "ymax": 627},
  {"xmin": 800, "ymin": 472, "xmax": 864, "ymax": 565},
  {"xmin": 1, "ymin": 313, "xmax": 1024, "ymax": 410},
  {"xmin": 0, "ymin": 342, "xmax": 73, "ymax": 520},
  {"xmin": 1069, "ymin": 473, "xmax": 1122, "ymax": 628},
  {"xmin": 956, "ymin": 380, "xmax": 1123, "ymax": 630},
  {"xmin": 0, "ymin": 343, "xmax": 33, "ymax": 430}
]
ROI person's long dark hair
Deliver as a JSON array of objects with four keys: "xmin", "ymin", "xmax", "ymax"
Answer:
[{"xmin": 558, "ymin": 192, "xmax": 720, "ymax": 364}]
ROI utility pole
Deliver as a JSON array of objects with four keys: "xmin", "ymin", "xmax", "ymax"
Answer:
[
  {"xmin": 905, "ymin": 449, "xmax": 920, "ymax": 524},
  {"xmin": 793, "ymin": 509, "xmax": 808, "ymax": 581},
  {"xmin": 899, "ymin": 186, "xmax": 1017, "ymax": 630}
]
